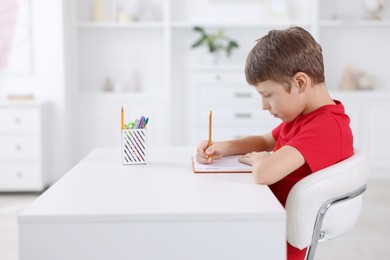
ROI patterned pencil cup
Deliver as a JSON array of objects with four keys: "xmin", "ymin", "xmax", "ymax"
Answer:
[{"xmin": 122, "ymin": 129, "xmax": 147, "ymax": 165}]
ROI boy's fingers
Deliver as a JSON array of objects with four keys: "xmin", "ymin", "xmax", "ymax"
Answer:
[
  {"xmin": 196, "ymin": 154, "xmax": 212, "ymax": 164},
  {"xmin": 205, "ymin": 145, "xmax": 214, "ymax": 156},
  {"xmin": 196, "ymin": 141, "xmax": 209, "ymax": 156},
  {"xmin": 196, "ymin": 147, "xmax": 206, "ymax": 157},
  {"xmin": 239, "ymin": 156, "xmax": 251, "ymax": 166}
]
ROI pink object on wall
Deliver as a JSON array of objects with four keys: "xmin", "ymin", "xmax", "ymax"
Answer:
[{"xmin": 0, "ymin": 0, "xmax": 18, "ymax": 69}]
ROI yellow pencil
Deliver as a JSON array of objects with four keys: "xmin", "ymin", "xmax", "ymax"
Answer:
[
  {"xmin": 208, "ymin": 110, "xmax": 212, "ymax": 162},
  {"xmin": 121, "ymin": 106, "xmax": 124, "ymax": 130}
]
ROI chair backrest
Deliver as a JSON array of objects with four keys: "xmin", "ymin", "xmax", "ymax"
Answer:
[{"xmin": 286, "ymin": 149, "xmax": 368, "ymax": 250}]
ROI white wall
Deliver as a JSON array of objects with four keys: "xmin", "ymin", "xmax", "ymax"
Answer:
[{"xmin": 0, "ymin": 0, "xmax": 73, "ymax": 184}]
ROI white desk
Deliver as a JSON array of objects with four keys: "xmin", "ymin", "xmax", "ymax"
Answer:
[{"xmin": 19, "ymin": 147, "xmax": 286, "ymax": 260}]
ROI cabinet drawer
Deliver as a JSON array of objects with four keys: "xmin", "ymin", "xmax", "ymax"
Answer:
[
  {"xmin": 0, "ymin": 163, "xmax": 42, "ymax": 191},
  {"xmin": 0, "ymin": 136, "xmax": 39, "ymax": 160},
  {"xmin": 194, "ymin": 71, "xmax": 245, "ymax": 86},
  {"xmin": 199, "ymin": 107, "xmax": 280, "ymax": 127},
  {"xmin": 199, "ymin": 86, "xmax": 260, "ymax": 106},
  {"xmin": 0, "ymin": 108, "xmax": 40, "ymax": 133}
]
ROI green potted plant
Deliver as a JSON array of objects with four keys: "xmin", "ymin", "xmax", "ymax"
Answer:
[{"xmin": 191, "ymin": 26, "xmax": 239, "ymax": 64}]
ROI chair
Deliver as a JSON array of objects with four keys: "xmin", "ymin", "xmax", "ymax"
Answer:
[{"xmin": 285, "ymin": 149, "xmax": 368, "ymax": 260}]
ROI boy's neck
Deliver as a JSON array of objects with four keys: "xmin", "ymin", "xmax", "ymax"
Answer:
[{"xmin": 302, "ymin": 83, "xmax": 335, "ymax": 115}]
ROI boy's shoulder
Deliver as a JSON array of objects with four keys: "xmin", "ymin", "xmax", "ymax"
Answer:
[
  {"xmin": 279, "ymin": 104, "xmax": 350, "ymax": 136},
  {"xmin": 302, "ymin": 101, "xmax": 348, "ymax": 123},
  {"xmin": 300, "ymin": 107, "xmax": 349, "ymax": 131}
]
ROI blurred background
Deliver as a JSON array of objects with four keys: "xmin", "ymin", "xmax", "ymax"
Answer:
[{"xmin": 0, "ymin": 0, "xmax": 389, "ymax": 259}]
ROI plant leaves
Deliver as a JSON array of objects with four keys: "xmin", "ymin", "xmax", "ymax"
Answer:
[
  {"xmin": 190, "ymin": 26, "xmax": 239, "ymax": 57},
  {"xmin": 191, "ymin": 36, "xmax": 207, "ymax": 48}
]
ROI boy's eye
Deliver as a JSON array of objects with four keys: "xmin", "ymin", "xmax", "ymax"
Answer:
[{"xmin": 258, "ymin": 92, "xmax": 271, "ymax": 98}]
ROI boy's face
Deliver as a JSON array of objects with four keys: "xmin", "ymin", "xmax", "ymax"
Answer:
[{"xmin": 255, "ymin": 80, "xmax": 305, "ymax": 123}]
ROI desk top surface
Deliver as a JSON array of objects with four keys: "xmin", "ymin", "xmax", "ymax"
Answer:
[{"xmin": 20, "ymin": 147, "xmax": 285, "ymax": 223}]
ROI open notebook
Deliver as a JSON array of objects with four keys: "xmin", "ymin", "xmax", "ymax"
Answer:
[{"xmin": 192, "ymin": 155, "xmax": 252, "ymax": 173}]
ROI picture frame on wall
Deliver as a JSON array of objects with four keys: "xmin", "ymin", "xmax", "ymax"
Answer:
[{"xmin": 0, "ymin": 0, "xmax": 33, "ymax": 75}]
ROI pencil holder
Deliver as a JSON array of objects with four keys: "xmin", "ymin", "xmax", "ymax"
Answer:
[{"xmin": 121, "ymin": 129, "xmax": 147, "ymax": 165}]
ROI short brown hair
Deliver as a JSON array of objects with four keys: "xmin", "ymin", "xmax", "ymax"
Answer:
[{"xmin": 245, "ymin": 26, "xmax": 325, "ymax": 91}]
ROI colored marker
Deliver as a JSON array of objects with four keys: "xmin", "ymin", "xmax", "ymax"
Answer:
[{"xmin": 121, "ymin": 106, "xmax": 124, "ymax": 130}]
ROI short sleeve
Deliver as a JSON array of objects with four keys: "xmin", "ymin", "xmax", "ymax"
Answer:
[
  {"xmin": 286, "ymin": 114, "xmax": 345, "ymax": 172},
  {"xmin": 272, "ymin": 122, "xmax": 284, "ymax": 141}
]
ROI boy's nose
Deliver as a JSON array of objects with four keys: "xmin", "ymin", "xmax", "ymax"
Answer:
[{"xmin": 261, "ymin": 100, "xmax": 270, "ymax": 110}]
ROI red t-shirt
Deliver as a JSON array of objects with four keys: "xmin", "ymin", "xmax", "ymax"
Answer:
[{"xmin": 270, "ymin": 100, "xmax": 354, "ymax": 207}]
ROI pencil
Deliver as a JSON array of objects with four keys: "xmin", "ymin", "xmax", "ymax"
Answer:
[
  {"xmin": 208, "ymin": 110, "xmax": 212, "ymax": 162},
  {"xmin": 121, "ymin": 106, "xmax": 124, "ymax": 130}
]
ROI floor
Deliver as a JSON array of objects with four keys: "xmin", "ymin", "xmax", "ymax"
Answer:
[
  {"xmin": 0, "ymin": 179, "xmax": 389, "ymax": 260},
  {"xmin": 0, "ymin": 193, "xmax": 36, "ymax": 260}
]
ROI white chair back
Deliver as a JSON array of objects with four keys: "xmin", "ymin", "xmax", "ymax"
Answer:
[{"xmin": 286, "ymin": 149, "xmax": 368, "ymax": 252}]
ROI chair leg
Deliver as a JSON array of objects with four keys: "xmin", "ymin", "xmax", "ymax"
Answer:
[
  {"xmin": 305, "ymin": 209, "xmax": 327, "ymax": 260},
  {"xmin": 305, "ymin": 184, "xmax": 367, "ymax": 260}
]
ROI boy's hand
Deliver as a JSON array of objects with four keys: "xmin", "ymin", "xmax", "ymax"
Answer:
[
  {"xmin": 196, "ymin": 140, "xmax": 226, "ymax": 164},
  {"xmin": 239, "ymin": 151, "xmax": 270, "ymax": 166}
]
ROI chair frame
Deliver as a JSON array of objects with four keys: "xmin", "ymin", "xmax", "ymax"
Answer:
[{"xmin": 305, "ymin": 184, "xmax": 367, "ymax": 260}]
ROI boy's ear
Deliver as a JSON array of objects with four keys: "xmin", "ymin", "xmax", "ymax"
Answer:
[{"xmin": 292, "ymin": 72, "xmax": 309, "ymax": 93}]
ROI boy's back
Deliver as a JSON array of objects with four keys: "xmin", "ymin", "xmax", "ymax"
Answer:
[{"xmin": 270, "ymin": 100, "xmax": 353, "ymax": 207}]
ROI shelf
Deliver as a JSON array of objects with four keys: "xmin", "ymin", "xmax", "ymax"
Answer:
[
  {"xmin": 192, "ymin": 65, "xmax": 244, "ymax": 72},
  {"xmin": 330, "ymin": 90, "xmax": 390, "ymax": 99},
  {"xmin": 320, "ymin": 19, "xmax": 390, "ymax": 28},
  {"xmin": 77, "ymin": 21, "xmax": 164, "ymax": 29},
  {"xmin": 78, "ymin": 92, "xmax": 165, "ymax": 102},
  {"xmin": 171, "ymin": 20, "xmax": 312, "ymax": 29}
]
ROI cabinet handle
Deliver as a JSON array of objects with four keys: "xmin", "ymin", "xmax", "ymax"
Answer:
[
  {"xmin": 16, "ymin": 171, "xmax": 23, "ymax": 178},
  {"xmin": 215, "ymin": 74, "xmax": 222, "ymax": 81},
  {"xmin": 15, "ymin": 117, "xmax": 21, "ymax": 124},
  {"xmin": 15, "ymin": 144, "xmax": 22, "ymax": 151},
  {"xmin": 234, "ymin": 92, "xmax": 252, "ymax": 98},
  {"xmin": 234, "ymin": 113, "xmax": 252, "ymax": 119}
]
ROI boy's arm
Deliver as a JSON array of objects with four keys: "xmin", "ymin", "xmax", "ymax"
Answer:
[
  {"xmin": 240, "ymin": 145, "xmax": 305, "ymax": 185},
  {"xmin": 225, "ymin": 132, "xmax": 276, "ymax": 155},
  {"xmin": 196, "ymin": 132, "xmax": 276, "ymax": 164}
]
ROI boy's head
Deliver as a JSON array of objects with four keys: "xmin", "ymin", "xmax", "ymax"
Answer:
[{"xmin": 245, "ymin": 26, "xmax": 324, "ymax": 91}]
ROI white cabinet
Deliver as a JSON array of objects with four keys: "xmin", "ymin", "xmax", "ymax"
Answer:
[{"xmin": 0, "ymin": 102, "xmax": 48, "ymax": 191}]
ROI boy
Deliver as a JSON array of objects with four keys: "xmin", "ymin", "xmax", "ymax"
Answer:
[{"xmin": 196, "ymin": 26, "xmax": 354, "ymax": 260}]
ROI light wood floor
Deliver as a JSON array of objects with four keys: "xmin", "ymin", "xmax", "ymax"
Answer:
[{"xmin": 1, "ymin": 179, "xmax": 389, "ymax": 260}]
